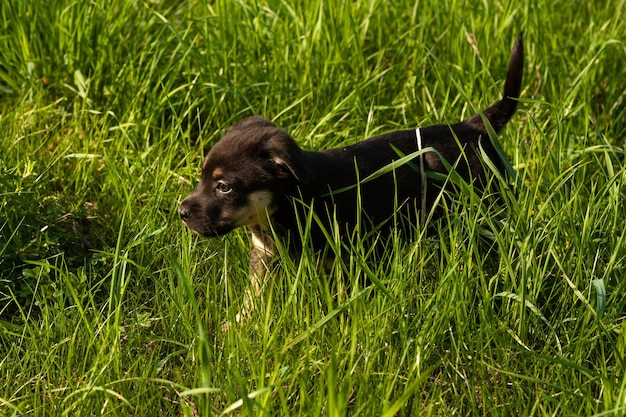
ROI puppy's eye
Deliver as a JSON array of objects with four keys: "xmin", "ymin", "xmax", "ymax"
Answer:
[{"xmin": 216, "ymin": 181, "xmax": 232, "ymax": 194}]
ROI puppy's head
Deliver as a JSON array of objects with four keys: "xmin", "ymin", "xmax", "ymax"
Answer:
[{"xmin": 179, "ymin": 116, "xmax": 310, "ymax": 237}]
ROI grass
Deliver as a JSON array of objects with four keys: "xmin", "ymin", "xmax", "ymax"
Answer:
[{"xmin": 1, "ymin": 0, "xmax": 625, "ymax": 415}]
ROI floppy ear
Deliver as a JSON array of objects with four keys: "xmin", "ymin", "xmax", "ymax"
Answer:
[
  {"xmin": 230, "ymin": 116, "xmax": 277, "ymax": 131},
  {"xmin": 264, "ymin": 130, "xmax": 312, "ymax": 184}
]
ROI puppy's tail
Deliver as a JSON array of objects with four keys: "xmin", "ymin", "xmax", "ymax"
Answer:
[{"xmin": 468, "ymin": 32, "xmax": 524, "ymax": 133}]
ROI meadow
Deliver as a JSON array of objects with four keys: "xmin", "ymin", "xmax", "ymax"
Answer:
[{"xmin": 1, "ymin": 0, "xmax": 625, "ymax": 415}]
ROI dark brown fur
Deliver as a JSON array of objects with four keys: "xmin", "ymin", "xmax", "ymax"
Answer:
[{"xmin": 180, "ymin": 34, "xmax": 524, "ymax": 319}]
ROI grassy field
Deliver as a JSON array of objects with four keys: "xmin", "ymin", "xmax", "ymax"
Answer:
[{"xmin": 1, "ymin": 0, "xmax": 625, "ymax": 415}]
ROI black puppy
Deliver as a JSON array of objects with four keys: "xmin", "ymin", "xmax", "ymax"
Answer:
[{"xmin": 180, "ymin": 34, "xmax": 523, "ymax": 318}]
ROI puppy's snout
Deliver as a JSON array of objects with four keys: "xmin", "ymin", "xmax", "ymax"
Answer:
[{"xmin": 178, "ymin": 199, "xmax": 193, "ymax": 221}]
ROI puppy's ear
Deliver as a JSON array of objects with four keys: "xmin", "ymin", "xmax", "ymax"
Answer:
[
  {"xmin": 231, "ymin": 116, "xmax": 277, "ymax": 131},
  {"xmin": 264, "ymin": 131, "xmax": 312, "ymax": 184}
]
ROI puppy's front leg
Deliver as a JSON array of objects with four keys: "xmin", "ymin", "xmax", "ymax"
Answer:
[{"xmin": 236, "ymin": 225, "xmax": 276, "ymax": 323}]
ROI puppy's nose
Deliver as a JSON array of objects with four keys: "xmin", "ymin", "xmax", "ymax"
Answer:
[{"xmin": 179, "ymin": 201, "xmax": 192, "ymax": 221}]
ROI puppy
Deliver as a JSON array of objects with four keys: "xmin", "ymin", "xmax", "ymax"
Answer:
[{"xmin": 180, "ymin": 34, "xmax": 524, "ymax": 319}]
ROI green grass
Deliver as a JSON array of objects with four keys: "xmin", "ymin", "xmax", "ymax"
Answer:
[{"xmin": 1, "ymin": 0, "xmax": 625, "ymax": 415}]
